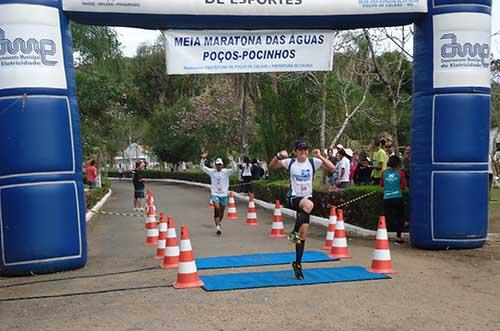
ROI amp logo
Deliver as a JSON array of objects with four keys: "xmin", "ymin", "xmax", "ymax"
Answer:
[
  {"xmin": 0, "ymin": 28, "xmax": 58, "ymax": 66},
  {"xmin": 440, "ymin": 33, "xmax": 490, "ymax": 68}
]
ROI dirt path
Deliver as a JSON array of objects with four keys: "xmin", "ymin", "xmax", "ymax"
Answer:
[{"xmin": 1, "ymin": 181, "xmax": 499, "ymax": 331}]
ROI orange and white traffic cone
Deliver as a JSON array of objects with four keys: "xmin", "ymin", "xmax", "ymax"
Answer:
[
  {"xmin": 173, "ymin": 225, "xmax": 204, "ymax": 289},
  {"xmin": 146, "ymin": 190, "xmax": 154, "ymax": 206},
  {"xmin": 329, "ymin": 209, "xmax": 351, "ymax": 259},
  {"xmin": 321, "ymin": 207, "xmax": 337, "ymax": 250},
  {"xmin": 270, "ymin": 200, "xmax": 285, "ymax": 238},
  {"xmin": 209, "ymin": 199, "xmax": 215, "ymax": 209},
  {"xmin": 161, "ymin": 216, "xmax": 179, "ymax": 269},
  {"xmin": 145, "ymin": 201, "xmax": 157, "ymax": 230},
  {"xmin": 154, "ymin": 213, "xmax": 168, "ymax": 260},
  {"xmin": 226, "ymin": 192, "xmax": 238, "ymax": 219},
  {"xmin": 145, "ymin": 214, "xmax": 159, "ymax": 246},
  {"xmin": 245, "ymin": 193, "xmax": 259, "ymax": 226},
  {"xmin": 369, "ymin": 216, "xmax": 396, "ymax": 274}
]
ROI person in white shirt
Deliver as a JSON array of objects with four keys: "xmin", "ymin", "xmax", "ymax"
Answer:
[
  {"xmin": 240, "ymin": 156, "xmax": 253, "ymax": 194},
  {"xmin": 200, "ymin": 152, "xmax": 238, "ymax": 235},
  {"xmin": 336, "ymin": 149, "xmax": 351, "ymax": 189},
  {"xmin": 270, "ymin": 140, "xmax": 335, "ymax": 280}
]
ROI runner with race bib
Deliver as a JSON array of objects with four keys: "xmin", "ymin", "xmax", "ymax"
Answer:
[
  {"xmin": 200, "ymin": 152, "xmax": 238, "ymax": 235},
  {"xmin": 270, "ymin": 140, "xmax": 335, "ymax": 280}
]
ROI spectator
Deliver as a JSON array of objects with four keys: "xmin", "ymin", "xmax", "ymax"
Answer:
[
  {"xmin": 369, "ymin": 138, "xmax": 388, "ymax": 184},
  {"xmin": 326, "ymin": 148, "xmax": 337, "ymax": 186},
  {"xmin": 402, "ymin": 145, "xmax": 411, "ymax": 188},
  {"xmin": 354, "ymin": 151, "xmax": 372, "ymax": 185},
  {"xmin": 132, "ymin": 161, "xmax": 146, "ymax": 212},
  {"xmin": 251, "ymin": 159, "xmax": 264, "ymax": 180},
  {"xmin": 385, "ymin": 141, "xmax": 396, "ymax": 157},
  {"xmin": 349, "ymin": 151, "xmax": 359, "ymax": 184},
  {"xmin": 336, "ymin": 149, "xmax": 351, "ymax": 189},
  {"xmin": 380, "ymin": 155, "xmax": 407, "ymax": 245},
  {"xmin": 240, "ymin": 156, "xmax": 253, "ymax": 194},
  {"xmin": 86, "ymin": 160, "xmax": 98, "ymax": 189},
  {"xmin": 117, "ymin": 163, "xmax": 124, "ymax": 181}
]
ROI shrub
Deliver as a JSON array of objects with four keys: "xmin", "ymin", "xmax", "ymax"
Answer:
[
  {"xmin": 84, "ymin": 176, "xmax": 111, "ymax": 211},
  {"xmin": 108, "ymin": 170, "xmax": 409, "ymax": 231}
]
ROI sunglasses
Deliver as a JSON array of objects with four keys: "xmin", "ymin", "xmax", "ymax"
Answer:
[{"xmin": 296, "ymin": 148, "xmax": 308, "ymax": 151}]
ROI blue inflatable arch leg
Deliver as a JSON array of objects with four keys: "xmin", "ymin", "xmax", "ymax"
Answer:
[{"xmin": 411, "ymin": 0, "xmax": 491, "ymax": 249}]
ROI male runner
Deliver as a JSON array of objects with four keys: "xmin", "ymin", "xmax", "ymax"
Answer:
[
  {"xmin": 200, "ymin": 152, "xmax": 238, "ymax": 235},
  {"xmin": 270, "ymin": 140, "xmax": 335, "ymax": 279}
]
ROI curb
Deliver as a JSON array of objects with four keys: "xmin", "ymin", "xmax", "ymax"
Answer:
[{"xmin": 86, "ymin": 189, "xmax": 113, "ymax": 223}]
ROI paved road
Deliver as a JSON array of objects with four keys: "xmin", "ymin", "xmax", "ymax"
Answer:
[{"xmin": 1, "ymin": 181, "xmax": 499, "ymax": 330}]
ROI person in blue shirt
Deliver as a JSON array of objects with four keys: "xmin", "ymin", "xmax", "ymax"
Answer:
[{"xmin": 380, "ymin": 155, "xmax": 407, "ymax": 245}]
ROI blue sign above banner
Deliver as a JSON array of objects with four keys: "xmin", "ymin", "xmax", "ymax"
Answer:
[{"xmin": 62, "ymin": 0, "xmax": 428, "ymax": 30}]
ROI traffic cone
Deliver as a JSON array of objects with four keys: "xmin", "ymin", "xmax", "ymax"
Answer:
[
  {"xmin": 369, "ymin": 216, "xmax": 396, "ymax": 274},
  {"xmin": 146, "ymin": 190, "xmax": 154, "ymax": 206},
  {"xmin": 161, "ymin": 216, "xmax": 180, "ymax": 269},
  {"xmin": 145, "ymin": 215, "xmax": 159, "ymax": 246},
  {"xmin": 145, "ymin": 200, "xmax": 157, "ymax": 230},
  {"xmin": 245, "ymin": 193, "xmax": 259, "ymax": 226},
  {"xmin": 329, "ymin": 209, "xmax": 351, "ymax": 259},
  {"xmin": 173, "ymin": 225, "xmax": 204, "ymax": 289},
  {"xmin": 270, "ymin": 200, "xmax": 285, "ymax": 238},
  {"xmin": 321, "ymin": 206, "xmax": 337, "ymax": 250},
  {"xmin": 226, "ymin": 192, "xmax": 238, "ymax": 219},
  {"xmin": 154, "ymin": 213, "xmax": 168, "ymax": 260},
  {"xmin": 209, "ymin": 199, "xmax": 215, "ymax": 209}
]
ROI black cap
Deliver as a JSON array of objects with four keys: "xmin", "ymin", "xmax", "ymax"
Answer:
[{"xmin": 294, "ymin": 140, "xmax": 309, "ymax": 150}]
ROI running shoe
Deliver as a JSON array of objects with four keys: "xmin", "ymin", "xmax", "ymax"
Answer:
[
  {"xmin": 287, "ymin": 231, "xmax": 303, "ymax": 244},
  {"xmin": 292, "ymin": 261, "xmax": 304, "ymax": 280},
  {"xmin": 216, "ymin": 225, "xmax": 222, "ymax": 235}
]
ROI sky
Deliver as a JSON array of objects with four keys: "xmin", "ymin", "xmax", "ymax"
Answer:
[{"xmin": 115, "ymin": 3, "xmax": 500, "ymax": 59}]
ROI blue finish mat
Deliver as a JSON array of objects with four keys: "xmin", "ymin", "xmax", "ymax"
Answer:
[
  {"xmin": 196, "ymin": 251, "xmax": 337, "ymax": 270},
  {"xmin": 200, "ymin": 266, "xmax": 390, "ymax": 291}
]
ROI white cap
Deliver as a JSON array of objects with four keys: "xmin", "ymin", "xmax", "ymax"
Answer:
[
  {"xmin": 215, "ymin": 158, "xmax": 224, "ymax": 165},
  {"xmin": 345, "ymin": 148, "xmax": 353, "ymax": 157},
  {"xmin": 336, "ymin": 144, "xmax": 344, "ymax": 149}
]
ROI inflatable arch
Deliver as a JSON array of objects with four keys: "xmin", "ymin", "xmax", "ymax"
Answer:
[{"xmin": 0, "ymin": 0, "xmax": 492, "ymax": 275}]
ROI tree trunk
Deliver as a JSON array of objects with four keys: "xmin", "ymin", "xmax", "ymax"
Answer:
[
  {"xmin": 241, "ymin": 75, "xmax": 249, "ymax": 156},
  {"xmin": 390, "ymin": 103, "xmax": 399, "ymax": 154},
  {"xmin": 320, "ymin": 73, "xmax": 328, "ymax": 151}
]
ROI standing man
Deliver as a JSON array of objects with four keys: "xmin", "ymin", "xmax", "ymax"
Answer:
[
  {"xmin": 369, "ymin": 138, "xmax": 388, "ymax": 184},
  {"xmin": 270, "ymin": 140, "xmax": 335, "ymax": 280},
  {"xmin": 200, "ymin": 152, "xmax": 238, "ymax": 235},
  {"xmin": 132, "ymin": 161, "xmax": 146, "ymax": 212}
]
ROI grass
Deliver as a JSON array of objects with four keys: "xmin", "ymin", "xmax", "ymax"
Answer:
[{"xmin": 490, "ymin": 189, "xmax": 500, "ymax": 214}]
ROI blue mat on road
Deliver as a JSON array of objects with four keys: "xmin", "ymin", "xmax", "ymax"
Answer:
[
  {"xmin": 196, "ymin": 251, "xmax": 337, "ymax": 270},
  {"xmin": 200, "ymin": 266, "xmax": 390, "ymax": 291}
]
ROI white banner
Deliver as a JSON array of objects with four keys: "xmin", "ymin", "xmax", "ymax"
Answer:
[
  {"xmin": 433, "ymin": 13, "xmax": 491, "ymax": 89},
  {"xmin": 0, "ymin": 4, "xmax": 67, "ymax": 90},
  {"xmin": 164, "ymin": 30, "xmax": 334, "ymax": 75},
  {"xmin": 62, "ymin": 0, "xmax": 427, "ymax": 15}
]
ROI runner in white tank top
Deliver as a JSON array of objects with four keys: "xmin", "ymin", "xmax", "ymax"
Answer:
[{"xmin": 269, "ymin": 140, "xmax": 335, "ymax": 280}]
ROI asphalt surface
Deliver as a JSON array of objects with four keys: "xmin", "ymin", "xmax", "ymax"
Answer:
[{"xmin": 1, "ymin": 181, "xmax": 499, "ymax": 331}]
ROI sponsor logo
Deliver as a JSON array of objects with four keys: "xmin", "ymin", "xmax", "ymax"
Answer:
[
  {"xmin": 440, "ymin": 33, "xmax": 489, "ymax": 69},
  {"xmin": 0, "ymin": 28, "xmax": 58, "ymax": 66}
]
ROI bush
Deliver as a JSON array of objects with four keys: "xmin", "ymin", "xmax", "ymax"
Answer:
[
  {"xmin": 108, "ymin": 170, "xmax": 409, "ymax": 231},
  {"xmin": 84, "ymin": 176, "xmax": 111, "ymax": 211}
]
